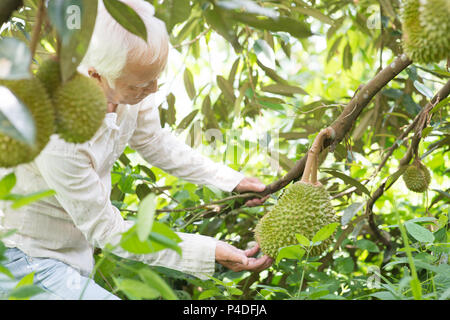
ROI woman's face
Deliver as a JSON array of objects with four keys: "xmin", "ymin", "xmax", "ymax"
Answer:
[{"xmin": 90, "ymin": 56, "xmax": 164, "ymax": 105}]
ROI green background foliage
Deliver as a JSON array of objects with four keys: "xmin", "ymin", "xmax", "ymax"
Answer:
[{"xmin": 0, "ymin": 0, "xmax": 449, "ymax": 300}]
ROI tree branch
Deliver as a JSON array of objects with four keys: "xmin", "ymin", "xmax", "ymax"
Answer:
[{"xmin": 252, "ymin": 54, "xmax": 413, "ymax": 198}]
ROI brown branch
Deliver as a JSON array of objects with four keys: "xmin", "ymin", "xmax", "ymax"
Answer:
[
  {"xmin": 301, "ymin": 127, "xmax": 335, "ymax": 184},
  {"xmin": 365, "ymin": 79, "xmax": 450, "ymax": 245},
  {"xmin": 318, "ymin": 214, "xmax": 366, "ymax": 272},
  {"xmin": 316, "ymin": 79, "xmax": 450, "ymax": 273},
  {"xmin": 172, "ymin": 27, "xmax": 211, "ymax": 48}
]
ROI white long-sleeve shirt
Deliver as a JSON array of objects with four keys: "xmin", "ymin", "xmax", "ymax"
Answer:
[{"xmin": 0, "ymin": 94, "xmax": 245, "ymax": 279}]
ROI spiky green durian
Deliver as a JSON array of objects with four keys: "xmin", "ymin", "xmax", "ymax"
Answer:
[
  {"xmin": 35, "ymin": 58, "xmax": 62, "ymax": 97},
  {"xmin": 53, "ymin": 73, "xmax": 107, "ymax": 143},
  {"xmin": 400, "ymin": 0, "xmax": 450, "ymax": 64},
  {"xmin": 254, "ymin": 181, "xmax": 338, "ymax": 259},
  {"xmin": 402, "ymin": 160, "xmax": 431, "ymax": 193},
  {"xmin": 0, "ymin": 78, "xmax": 55, "ymax": 167}
]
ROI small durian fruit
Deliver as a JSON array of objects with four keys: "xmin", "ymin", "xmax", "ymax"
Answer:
[
  {"xmin": 35, "ymin": 57, "xmax": 62, "ymax": 97},
  {"xmin": 53, "ymin": 73, "xmax": 107, "ymax": 143},
  {"xmin": 254, "ymin": 181, "xmax": 337, "ymax": 259},
  {"xmin": 400, "ymin": 0, "xmax": 450, "ymax": 64},
  {"xmin": 0, "ymin": 78, "xmax": 55, "ymax": 168},
  {"xmin": 402, "ymin": 160, "xmax": 431, "ymax": 193}
]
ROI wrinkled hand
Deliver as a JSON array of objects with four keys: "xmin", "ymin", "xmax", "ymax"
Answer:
[
  {"xmin": 215, "ymin": 241, "xmax": 273, "ymax": 272},
  {"xmin": 233, "ymin": 177, "xmax": 270, "ymax": 207}
]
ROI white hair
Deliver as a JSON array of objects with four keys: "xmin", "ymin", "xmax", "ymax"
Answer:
[{"xmin": 79, "ymin": 0, "xmax": 169, "ymax": 88}]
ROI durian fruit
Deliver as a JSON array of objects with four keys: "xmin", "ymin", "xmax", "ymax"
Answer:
[
  {"xmin": 0, "ymin": 79, "xmax": 55, "ymax": 168},
  {"xmin": 53, "ymin": 73, "xmax": 107, "ymax": 143},
  {"xmin": 400, "ymin": 0, "xmax": 450, "ymax": 64},
  {"xmin": 35, "ymin": 57, "xmax": 62, "ymax": 97},
  {"xmin": 402, "ymin": 160, "xmax": 431, "ymax": 193},
  {"xmin": 254, "ymin": 181, "xmax": 338, "ymax": 258}
]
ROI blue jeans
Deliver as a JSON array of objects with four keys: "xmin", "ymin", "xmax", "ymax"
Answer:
[{"xmin": 0, "ymin": 248, "xmax": 119, "ymax": 300}]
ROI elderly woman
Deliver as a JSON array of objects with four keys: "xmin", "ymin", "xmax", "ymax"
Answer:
[{"xmin": 0, "ymin": 0, "xmax": 272, "ymax": 300}]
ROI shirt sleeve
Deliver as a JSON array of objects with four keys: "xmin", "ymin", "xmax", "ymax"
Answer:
[
  {"xmin": 34, "ymin": 142, "xmax": 217, "ymax": 280},
  {"xmin": 128, "ymin": 98, "xmax": 245, "ymax": 192}
]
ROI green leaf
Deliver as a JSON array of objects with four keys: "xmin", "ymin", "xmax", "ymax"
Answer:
[
  {"xmin": 253, "ymin": 39, "xmax": 275, "ymax": 69},
  {"xmin": 217, "ymin": 0, "xmax": 278, "ymax": 18},
  {"xmin": 120, "ymin": 226, "xmax": 154, "ymax": 254},
  {"xmin": 227, "ymin": 287, "xmax": 243, "ymax": 296},
  {"xmin": 370, "ymin": 291, "xmax": 398, "ymax": 300},
  {"xmin": 148, "ymin": 231, "xmax": 182, "ymax": 256},
  {"xmin": 341, "ymin": 202, "xmax": 364, "ymax": 226},
  {"xmin": 312, "ymin": 222, "xmax": 339, "ymax": 243},
  {"xmin": 261, "ymin": 84, "xmax": 308, "ymax": 96},
  {"xmin": 102, "ymin": 0, "xmax": 147, "ymax": 42},
  {"xmin": 0, "ymin": 0, "xmax": 24, "ymax": 26},
  {"xmin": 138, "ymin": 268, "xmax": 178, "ymax": 300},
  {"xmin": 204, "ymin": 5, "xmax": 241, "ymax": 53},
  {"xmin": 404, "ymin": 222, "xmax": 435, "ymax": 243},
  {"xmin": 430, "ymin": 96, "xmax": 450, "ymax": 115},
  {"xmin": 275, "ymin": 245, "xmax": 305, "ymax": 264},
  {"xmin": 217, "ymin": 75, "xmax": 235, "ymax": 103},
  {"xmin": 385, "ymin": 166, "xmax": 407, "ymax": 190},
  {"xmin": 321, "ymin": 169, "xmax": 371, "ymax": 197},
  {"xmin": 291, "ymin": 2, "xmax": 334, "ymax": 25},
  {"xmin": 334, "ymin": 257, "xmax": 354, "ymax": 273},
  {"xmin": 114, "ymin": 278, "xmax": 160, "ymax": 300},
  {"xmin": 120, "ymin": 221, "xmax": 181, "ymax": 255},
  {"xmin": 223, "ymin": 10, "xmax": 312, "ymax": 39},
  {"xmin": 0, "ymin": 264, "xmax": 14, "ymax": 279},
  {"xmin": 8, "ymin": 272, "xmax": 44, "ymax": 300},
  {"xmin": 326, "ymin": 35, "xmax": 343, "ymax": 63},
  {"xmin": 8, "ymin": 285, "xmax": 44, "ymax": 300},
  {"xmin": 410, "ymin": 277, "xmax": 422, "ymax": 300},
  {"xmin": 342, "ymin": 42, "xmax": 352, "ymax": 70},
  {"xmin": 183, "ymin": 68, "xmax": 196, "ymax": 100},
  {"xmin": 170, "ymin": 16, "xmax": 199, "ymax": 45},
  {"xmin": 198, "ymin": 288, "xmax": 221, "ymax": 300},
  {"xmin": 165, "ymin": 93, "xmax": 177, "ymax": 126},
  {"xmin": 421, "ymin": 127, "xmax": 433, "ymax": 138},
  {"xmin": 0, "ymin": 37, "xmax": 31, "ymax": 80},
  {"xmin": 158, "ymin": 0, "xmax": 191, "ymax": 33},
  {"xmin": 256, "ymin": 60, "xmax": 289, "ymax": 86},
  {"xmin": 136, "ymin": 193, "xmax": 156, "ymax": 242}
]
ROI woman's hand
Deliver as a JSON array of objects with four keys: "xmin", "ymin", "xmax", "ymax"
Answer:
[
  {"xmin": 233, "ymin": 177, "xmax": 270, "ymax": 207},
  {"xmin": 215, "ymin": 241, "xmax": 273, "ymax": 272}
]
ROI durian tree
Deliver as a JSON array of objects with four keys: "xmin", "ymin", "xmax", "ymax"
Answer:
[{"xmin": 0, "ymin": 0, "xmax": 449, "ymax": 300}]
